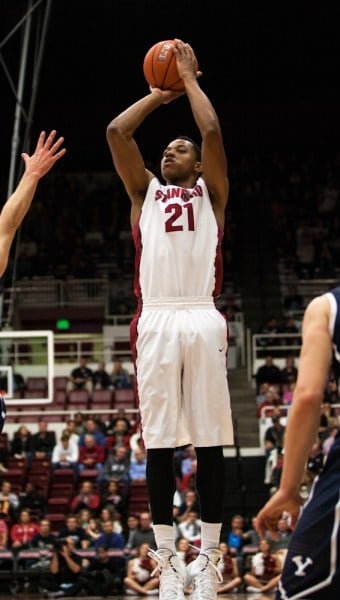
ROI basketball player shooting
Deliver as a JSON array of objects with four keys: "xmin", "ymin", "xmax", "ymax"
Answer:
[
  {"xmin": 106, "ymin": 39, "xmax": 233, "ymax": 600},
  {"xmin": 256, "ymin": 289, "xmax": 340, "ymax": 599},
  {"xmin": 0, "ymin": 129, "xmax": 66, "ymax": 434}
]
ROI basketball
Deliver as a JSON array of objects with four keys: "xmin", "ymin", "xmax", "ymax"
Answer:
[{"xmin": 143, "ymin": 40, "xmax": 198, "ymax": 92}]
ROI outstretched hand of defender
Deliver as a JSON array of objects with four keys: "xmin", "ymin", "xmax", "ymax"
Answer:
[
  {"xmin": 256, "ymin": 488, "xmax": 303, "ymax": 541},
  {"xmin": 21, "ymin": 130, "xmax": 66, "ymax": 179}
]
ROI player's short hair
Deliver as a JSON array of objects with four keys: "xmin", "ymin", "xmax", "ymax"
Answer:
[{"xmin": 177, "ymin": 135, "xmax": 201, "ymax": 161}]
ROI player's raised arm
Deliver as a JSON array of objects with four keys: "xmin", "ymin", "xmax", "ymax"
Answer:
[
  {"xmin": 0, "ymin": 130, "xmax": 66, "ymax": 276},
  {"xmin": 256, "ymin": 295, "xmax": 332, "ymax": 540},
  {"xmin": 174, "ymin": 39, "xmax": 229, "ymax": 227}
]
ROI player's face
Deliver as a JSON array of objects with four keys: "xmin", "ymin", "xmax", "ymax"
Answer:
[{"xmin": 161, "ymin": 139, "xmax": 199, "ymax": 181}]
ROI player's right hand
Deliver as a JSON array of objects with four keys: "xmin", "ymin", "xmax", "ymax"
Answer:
[{"xmin": 256, "ymin": 488, "xmax": 302, "ymax": 540}]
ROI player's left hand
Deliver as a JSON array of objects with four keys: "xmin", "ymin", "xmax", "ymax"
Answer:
[{"xmin": 149, "ymin": 86, "xmax": 185, "ymax": 104}]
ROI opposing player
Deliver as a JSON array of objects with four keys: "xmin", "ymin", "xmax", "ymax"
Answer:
[
  {"xmin": 0, "ymin": 130, "xmax": 66, "ymax": 433},
  {"xmin": 106, "ymin": 39, "xmax": 233, "ymax": 600},
  {"xmin": 256, "ymin": 288, "xmax": 340, "ymax": 598}
]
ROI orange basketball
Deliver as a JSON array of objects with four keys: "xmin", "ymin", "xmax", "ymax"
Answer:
[{"xmin": 143, "ymin": 40, "xmax": 198, "ymax": 92}]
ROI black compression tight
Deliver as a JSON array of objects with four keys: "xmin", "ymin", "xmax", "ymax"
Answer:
[
  {"xmin": 146, "ymin": 448, "xmax": 176, "ymax": 525},
  {"xmin": 146, "ymin": 445, "xmax": 225, "ymax": 525},
  {"xmin": 195, "ymin": 446, "xmax": 225, "ymax": 523}
]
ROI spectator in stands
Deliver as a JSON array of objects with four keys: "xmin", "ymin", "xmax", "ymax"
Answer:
[
  {"xmin": 66, "ymin": 357, "xmax": 93, "ymax": 394},
  {"xmin": 40, "ymin": 536, "xmax": 83, "ymax": 598},
  {"xmin": 125, "ymin": 511, "xmax": 156, "ymax": 554},
  {"xmin": 73, "ymin": 412, "xmax": 85, "ymax": 436},
  {"xmin": 99, "ymin": 506, "xmax": 124, "ymax": 535},
  {"xmin": 176, "ymin": 536, "xmax": 196, "ymax": 571},
  {"xmin": 70, "ymin": 480, "xmax": 100, "ymax": 515},
  {"xmin": 225, "ymin": 514, "xmax": 247, "ymax": 559},
  {"xmin": 264, "ymin": 414, "xmax": 285, "ymax": 456},
  {"xmin": 106, "ymin": 408, "xmax": 132, "ymax": 436},
  {"xmin": 128, "ymin": 419, "xmax": 145, "ymax": 454},
  {"xmin": 178, "ymin": 510, "xmax": 201, "ymax": 546},
  {"xmin": 92, "ymin": 414, "xmax": 107, "ymax": 435},
  {"xmin": 18, "ymin": 481, "xmax": 46, "ymax": 517},
  {"xmin": 0, "ymin": 439, "xmax": 9, "ymax": 473},
  {"xmin": 255, "ymin": 355, "xmax": 282, "ymax": 392},
  {"xmin": 78, "ymin": 417, "xmax": 106, "ymax": 448},
  {"xmin": 177, "ymin": 490, "xmax": 201, "ymax": 524},
  {"xmin": 269, "ymin": 449, "xmax": 285, "ymax": 491},
  {"xmin": 102, "ymin": 446, "xmax": 131, "ymax": 493},
  {"xmin": 92, "ymin": 361, "xmax": 112, "ymax": 390},
  {"xmin": 11, "ymin": 425, "xmax": 33, "ymax": 464},
  {"xmin": 83, "ymin": 516, "xmax": 101, "ymax": 546},
  {"xmin": 256, "ymin": 318, "xmax": 279, "ymax": 350},
  {"xmin": 322, "ymin": 425, "xmax": 339, "ymax": 457},
  {"xmin": 318, "ymin": 401, "xmax": 334, "ymax": 442},
  {"xmin": 243, "ymin": 538, "xmax": 281, "ymax": 593},
  {"xmin": 241, "ymin": 515, "xmax": 272, "ymax": 572},
  {"xmin": 283, "ymin": 284, "xmax": 303, "ymax": 313},
  {"xmin": 180, "ymin": 444, "xmax": 196, "ymax": 477},
  {"xmin": 282, "ymin": 381, "xmax": 296, "ymax": 405},
  {"xmin": 180, "ymin": 456, "xmax": 197, "ymax": 494},
  {"xmin": 124, "ymin": 513, "xmax": 140, "ymax": 550},
  {"xmin": 29, "ymin": 518, "xmax": 56, "ymax": 570},
  {"xmin": 101, "ymin": 479, "xmax": 127, "ymax": 520},
  {"xmin": 58, "ymin": 514, "xmax": 89, "ymax": 550},
  {"xmin": 0, "ymin": 506, "xmax": 8, "ymax": 549},
  {"xmin": 62, "ymin": 419, "xmax": 79, "ymax": 445},
  {"xmin": 0, "ymin": 480, "xmax": 20, "ymax": 519},
  {"xmin": 51, "ymin": 433, "xmax": 79, "ymax": 480},
  {"xmin": 216, "ymin": 541, "xmax": 242, "ymax": 594},
  {"xmin": 278, "ymin": 315, "xmax": 300, "ymax": 346},
  {"xmin": 255, "ymin": 382, "xmax": 271, "ymax": 408},
  {"xmin": 242, "ymin": 516, "xmax": 269, "ymax": 552},
  {"xmin": 280, "ymin": 354, "xmax": 298, "ymax": 385},
  {"xmin": 31, "ymin": 419, "xmax": 56, "ymax": 459},
  {"xmin": 124, "ymin": 542, "xmax": 159, "ymax": 595},
  {"xmin": 111, "ymin": 358, "xmax": 132, "ymax": 389},
  {"xmin": 323, "ymin": 377, "xmax": 340, "ymax": 405},
  {"xmin": 10, "ymin": 508, "xmax": 40, "ymax": 551},
  {"xmin": 129, "ymin": 447, "xmax": 147, "ymax": 482},
  {"xmin": 84, "ymin": 543, "xmax": 125, "ymax": 596},
  {"xmin": 106, "ymin": 417, "xmax": 131, "ymax": 452},
  {"xmin": 93, "ymin": 519, "xmax": 125, "ymax": 551},
  {"xmin": 77, "ymin": 508, "xmax": 92, "ymax": 530},
  {"xmin": 78, "ymin": 434, "xmax": 105, "ymax": 483},
  {"xmin": 257, "ymin": 388, "xmax": 281, "ymax": 419},
  {"xmin": 270, "ymin": 516, "xmax": 292, "ymax": 557}
]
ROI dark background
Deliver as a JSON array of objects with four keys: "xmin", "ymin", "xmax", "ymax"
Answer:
[{"xmin": 1, "ymin": 0, "xmax": 340, "ymax": 173}]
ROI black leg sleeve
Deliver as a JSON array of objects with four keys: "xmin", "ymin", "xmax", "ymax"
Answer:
[
  {"xmin": 146, "ymin": 448, "xmax": 176, "ymax": 525},
  {"xmin": 195, "ymin": 446, "xmax": 225, "ymax": 523}
]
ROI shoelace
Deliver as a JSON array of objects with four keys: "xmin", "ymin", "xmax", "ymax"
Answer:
[
  {"xmin": 148, "ymin": 548, "xmax": 185, "ymax": 599},
  {"xmin": 191, "ymin": 552, "xmax": 223, "ymax": 599}
]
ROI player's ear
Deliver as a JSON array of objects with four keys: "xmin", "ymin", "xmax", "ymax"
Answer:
[{"xmin": 194, "ymin": 161, "xmax": 202, "ymax": 176}]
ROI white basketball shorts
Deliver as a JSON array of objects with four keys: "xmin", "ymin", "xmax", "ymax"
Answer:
[{"xmin": 133, "ymin": 297, "xmax": 234, "ymax": 449}]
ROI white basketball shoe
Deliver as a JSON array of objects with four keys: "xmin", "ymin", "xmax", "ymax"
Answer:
[
  {"xmin": 148, "ymin": 547, "xmax": 187, "ymax": 600},
  {"xmin": 188, "ymin": 548, "xmax": 222, "ymax": 600}
]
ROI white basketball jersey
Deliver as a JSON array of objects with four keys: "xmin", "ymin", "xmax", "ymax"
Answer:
[{"xmin": 133, "ymin": 176, "xmax": 223, "ymax": 299}]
